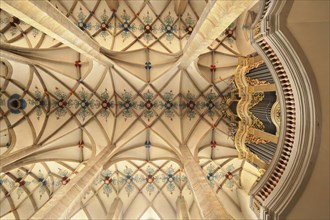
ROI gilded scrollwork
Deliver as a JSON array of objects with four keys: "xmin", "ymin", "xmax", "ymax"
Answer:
[
  {"xmin": 245, "ymin": 133, "xmax": 268, "ymax": 144},
  {"xmin": 249, "ymin": 92, "xmax": 264, "ymax": 108},
  {"xmin": 246, "ymin": 77, "xmax": 270, "ymax": 86},
  {"xmin": 253, "ymin": 22, "xmax": 261, "ymax": 36},
  {"xmin": 249, "ymin": 112, "xmax": 265, "ymax": 130}
]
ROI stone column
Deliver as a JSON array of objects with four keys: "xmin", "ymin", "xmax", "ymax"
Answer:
[
  {"xmin": 176, "ymin": 195, "xmax": 191, "ymax": 220},
  {"xmin": 107, "ymin": 198, "xmax": 123, "ymax": 220},
  {"xmin": 31, "ymin": 146, "xmax": 113, "ymax": 220},
  {"xmin": 180, "ymin": 0, "xmax": 258, "ymax": 68},
  {"xmin": 180, "ymin": 145, "xmax": 232, "ymax": 219},
  {"xmin": 0, "ymin": 0, "xmax": 112, "ymax": 66},
  {"xmin": 0, "ymin": 145, "xmax": 39, "ymax": 172}
]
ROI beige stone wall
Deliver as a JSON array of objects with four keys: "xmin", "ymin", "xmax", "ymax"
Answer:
[{"xmin": 285, "ymin": 1, "xmax": 329, "ymax": 219}]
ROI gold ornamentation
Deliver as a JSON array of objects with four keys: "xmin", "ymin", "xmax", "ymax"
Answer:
[
  {"xmin": 275, "ymin": 104, "xmax": 281, "ymax": 121},
  {"xmin": 246, "ymin": 150, "xmax": 257, "ymax": 163},
  {"xmin": 249, "ymin": 92, "xmax": 264, "ymax": 108},
  {"xmin": 253, "ymin": 22, "xmax": 263, "ymax": 41},
  {"xmin": 234, "ymin": 56, "xmax": 270, "ymax": 168},
  {"xmin": 246, "ymin": 77, "xmax": 270, "ymax": 86},
  {"xmin": 249, "ymin": 112, "xmax": 265, "ymax": 130},
  {"xmin": 246, "ymin": 134, "xmax": 268, "ymax": 144},
  {"xmin": 246, "ymin": 61, "xmax": 264, "ymax": 73},
  {"xmin": 271, "ymin": 100, "xmax": 281, "ymax": 136},
  {"xmin": 258, "ymin": 169, "xmax": 265, "ymax": 175},
  {"xmin": 253, "ymin": 22, "xmax": 261, "ymax": 36}
]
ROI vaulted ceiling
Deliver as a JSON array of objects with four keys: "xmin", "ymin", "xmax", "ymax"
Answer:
[{"xmin": 0, "ymin": 0, "xmax": 262, "ymax": 219}]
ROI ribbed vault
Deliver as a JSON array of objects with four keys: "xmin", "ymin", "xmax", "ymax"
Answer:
[
  {"xmin": 0, "ymin": 0, "xmax": 270, "ymax": 219},
  {"xmin": 48, "ymin": 0, "xmax": 206, "ymax": 53}
]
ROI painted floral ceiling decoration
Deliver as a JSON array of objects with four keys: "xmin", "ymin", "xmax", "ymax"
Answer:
[
  {"xmin": 0, "ymin": 162, "xmax": 85, "ymax": 219},
  {"xmin": 0, "ymin": 10, "xmax": 62, "ymax": 48},
  {"xmin": 47, "ymin": 0, "xmax": 201, "ymax": 53},
  {"xmin": 81, "ymin": 160, "xmax": 191, "ymax": 218}
]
